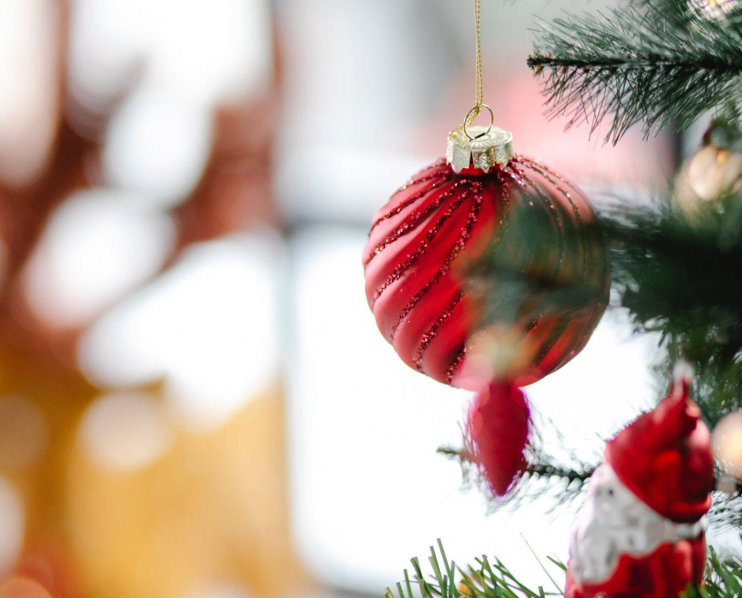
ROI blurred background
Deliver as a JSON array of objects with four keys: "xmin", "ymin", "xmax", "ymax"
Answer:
[{"xmin": 0, "ymin": 1, "xmax": 685, "ymax": 597}]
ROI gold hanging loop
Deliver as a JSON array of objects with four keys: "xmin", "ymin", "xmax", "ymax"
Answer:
[{"xmin": 463, "ymin": 103, "xmax": 493, "ymax": 141}]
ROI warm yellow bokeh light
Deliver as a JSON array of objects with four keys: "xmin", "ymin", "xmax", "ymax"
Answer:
[
  {"xmin": 0, "ymin": 396, "xmax": 47, "ymax": 469},
  {"xmin": 713, "ymin": 411, "xmax": 742, "ymax": 478},
  {"xmin": 0, "ymin": 577, "xmax": 52, "ymax": 598}
]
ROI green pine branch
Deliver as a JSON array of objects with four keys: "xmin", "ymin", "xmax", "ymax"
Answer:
[
  {"xmin": 385, "ymin": 539, "xmax": 562, "ymax": 598},
  {"xmin": 684, "ymin": 548, "xmax": 742, "ymax": 597},
  {"xmin": 602, "ymin": 190, "xmax": 742, "ymax": 428},
  {"xmin": 467, "ymin": 171, "xmax": 742, "ymax": 429},
  {"xmin": 438, "ymin": 443, "xmax": 596, "ymax": 509},
  {"xmin": 443, "ymin": 178, "xmax": 742, "ymax": 506},
  {"xmin": 528, "ymin": 5, "xmax": 742, "ymax": 143},
  {"xmin": 709, "ymin": 491, "xmax": 742, "ymax": 530},
  {"xmin": 387, "ymin": 541, "xmax": 742, "ymax": 598}
]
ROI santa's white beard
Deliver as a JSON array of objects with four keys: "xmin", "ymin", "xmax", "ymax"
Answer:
[{"xmin": 569, "ymin": 463, "xmax": 705, "ymax": 585}]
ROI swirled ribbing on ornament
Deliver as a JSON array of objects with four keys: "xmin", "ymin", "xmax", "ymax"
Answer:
[
  {"xmin": 371, "ymin": 184, "xmax": 477, "ymax": 305},
  {"xmin": 365, "ymin": 178, "xmax": 465, "ymax": 269}
]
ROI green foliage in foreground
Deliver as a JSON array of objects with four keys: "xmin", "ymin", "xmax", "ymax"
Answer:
[
  {"xmin": 387, "ymin": 541, "xmax": 742, "ymax": 598},
  {"xmin": 385, "ymin": 539, "xmax": 562, "ymax": 598}
]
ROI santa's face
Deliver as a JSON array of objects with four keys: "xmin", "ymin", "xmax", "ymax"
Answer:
[{"xmin": 588, "ymin": 464, "xmax": 648, "ymax": 528}]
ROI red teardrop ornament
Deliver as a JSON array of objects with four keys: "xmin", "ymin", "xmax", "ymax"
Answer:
[{"xmin": 467, "ymin": 381, "xmax": 531, "ymax": 496}]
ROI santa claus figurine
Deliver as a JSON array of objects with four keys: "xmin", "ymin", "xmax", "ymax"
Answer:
[{"xmin": 566, "ymin": 369, "xmax": 715, "ymax": 598}]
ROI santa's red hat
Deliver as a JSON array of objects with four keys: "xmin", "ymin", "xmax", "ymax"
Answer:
[{"xmin": 604, "ymin": 367, "xmax": 715, "ymax": 523}]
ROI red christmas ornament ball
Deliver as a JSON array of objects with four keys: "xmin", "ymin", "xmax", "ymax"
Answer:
[{"xmin": 363, "ymin": 155, "xmax": 609, "ymax": 390}]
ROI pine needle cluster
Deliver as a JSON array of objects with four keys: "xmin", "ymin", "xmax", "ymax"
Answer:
[
  {"xmin": 529, "ymin": 2, "xmax": 742, "ymax": 143},
  {"xmin": 387, "ymin": 541, "xmax": 742, "ymax": 598}
]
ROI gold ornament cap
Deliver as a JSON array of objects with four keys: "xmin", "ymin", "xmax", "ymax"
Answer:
[{"xmin": 446, "ymin": 124, "xmax": 514, "ymax": 174}]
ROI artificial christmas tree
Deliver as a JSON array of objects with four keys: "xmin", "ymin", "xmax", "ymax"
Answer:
[{"xmin": 377, "ymin": 0, "xmax": 742, "ymax": 595}]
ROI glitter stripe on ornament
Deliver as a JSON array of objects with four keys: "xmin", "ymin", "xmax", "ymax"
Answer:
[
  {"xmin": 364, "ymin": 179, "xmax": 466, "ymax": 267},
  {"xmin": 413, "ymin": 291, "xmax": 465, "ymax": 370},
  {"xmin": 404, "ymin": 178, "xmax": 510, "ymax": 352},
  {"xmin": 372, "ymin": 185, "xmax": 476, "ymax": 306},
  {"xmin": 369, "ymin": 168, "xmax": 450, "ymax": 233},
  {"xmin": 505, "ymin": 163, "xmax": 578, "ymax": 375},
  {"xmin": 519, "ymin": 157, "xmax": 584, "ymax": 221},
  {"xmin": 518, "ymin": 161, "xmax": 583, "ymax": 259},
  {"xmin": 389, "ymin": 182, "xmax": 485, "ymax": 340},
  {"xmin": 445, "ymin": 344, "xmax": 468, "ymax": 384},
  {"xmin": 386, "ymin": 158, "xmax": 447, "ymax": 201}
]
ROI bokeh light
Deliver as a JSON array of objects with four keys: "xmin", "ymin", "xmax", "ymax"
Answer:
[
  {"xmin": 80, "ymin": 391, "xmax": 172, "ymax": 472},
  {"xmin": 103, "ymin": 86, "xmax": 213, "ymax": 207},
  {"xmin": 24, "ymin": 189, "xmax": 175, "ymax": 327},
  {"xmin": 0, "ymin": 577, "xmax": 51, "ymax": 598},
  {"xmin": 78, "ymin": 234, "xmax": 281, "ymax": 433},
  {"xmin": 68, "ymin": 0, "xmax": 272, "ymax": 120},
  {"xmin": 0, "ymin": 396, "xmax": 47, "ymax": 469},
  {"xmin": 713, "ymin": 411, "xmax": 742, "ymax": 479},
  {"xmin": 188, "ymin": 586, "xmax": 254, "ymax": 598},
  {"xmin": 0, "ymin": 0, "xmax": 57, "ymax": 188},
  {"xmin": 0, "ymin": 478, "xmax": 24, "ymax": 575}
]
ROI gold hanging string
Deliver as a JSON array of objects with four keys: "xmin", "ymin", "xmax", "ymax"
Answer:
[
  {"xmin": 474, "ymin": 0, "xmax": 483, "ymax": 112},
  {"xmin": 464, "ymin": 0, "xmax": 493, "ymax": 140}
]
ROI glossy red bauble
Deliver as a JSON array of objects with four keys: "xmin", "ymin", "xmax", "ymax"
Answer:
[{"xmin": 363, "ymin": 157, "xmax": 608, "ymax": 389}]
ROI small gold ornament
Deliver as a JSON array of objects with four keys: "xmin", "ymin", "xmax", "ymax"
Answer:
[
  {"xmin": 674, "ymin": 144, "xmax": 742, "ymax": 213},
  {"xmin": 689, "ymin": 0, "xmax": 738, "ymax": 20},
  {"xmin": 688, "ymin": 145, "xmax": 742, "ymax": 200},
  {"xmin": 713, "ymin": 411, "xmax": 742, "ymax": 479}
]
